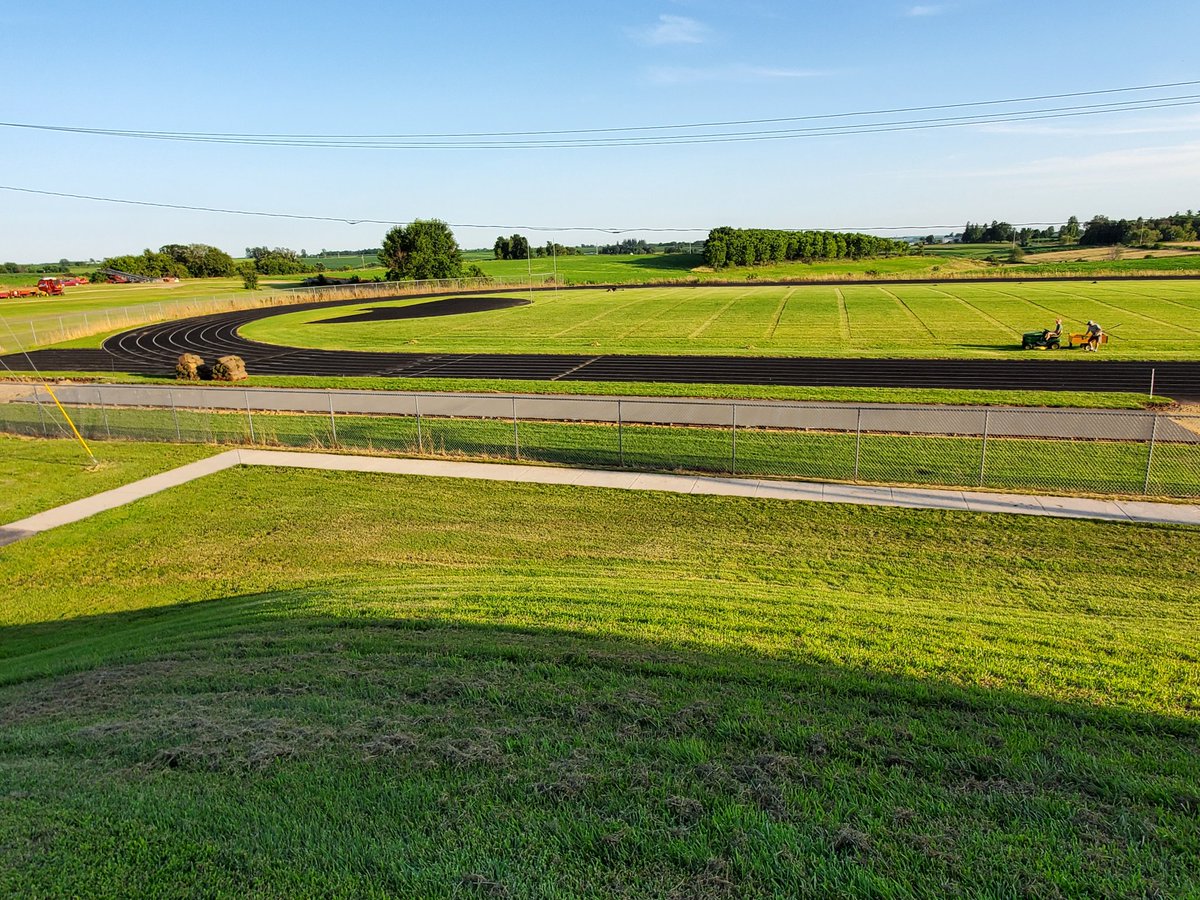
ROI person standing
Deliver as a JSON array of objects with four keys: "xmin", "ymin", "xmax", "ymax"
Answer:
[{"xmin": 1085, "ymin": 320, "xmax": 1103, "ymax": 351}]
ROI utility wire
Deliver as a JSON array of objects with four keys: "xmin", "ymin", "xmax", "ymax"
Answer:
[
  {"xmin": 0, "ymin": 186, "xmax": 1072, "ymax": 233},
  {"xmin": 2, "ymin": 79, "xmax": 1196, "ymax": 142}
]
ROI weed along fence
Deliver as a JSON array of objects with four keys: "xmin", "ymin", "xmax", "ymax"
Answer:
[{"xmin": 3, "ymin": 385, "xmax": 1200, "ymax": 499}]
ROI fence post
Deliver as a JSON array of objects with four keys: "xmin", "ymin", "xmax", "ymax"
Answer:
[
  {"xmin": 979, "ymin": 409, "xmax": 991, "ymax": 487},
  {"xmin": 617, "ymin": 399, "xmax": 624, "ymax": 466},
  {"xmin": 1143, "ymin": 413, "xmax": 1159, "ymax": 495},
  {"xmin": 512, "ymin": 396, "xmax": 520, "ymax": 459},
  {"xmin": 245, "ymin": 390, "xmax": 255, "ymax": 444},
  {"xmin": 1149, "ymin": 367, "xmax": 1156, "ymax": 401},
  {"xmin": 36, "ymin": 392, "xmax": 49, "ymax": 436},
  {"xmin": 98, "ymin": 387, "xmax": 111, "ymax": 438},
  {"xmin": 853, "ymin": 408, "xmax": 863, "ymax": 481},
  {"xmin": 30, "ymin": 322, "xmax": 37, "ymax": 346},
  {"xmin": 415, "ymin": 395, "xmax": 423, "ymax": 452},
  {"xmin": 170, "ymin": 390, "xmax": 182, "ymax": 441},
  {"xmin": 328, "ymin": 393, "xmax": 338, "ymax": 447},
  {"xmin": 730, "ymin": 404, "xmax": 738, "ymax": 475}
]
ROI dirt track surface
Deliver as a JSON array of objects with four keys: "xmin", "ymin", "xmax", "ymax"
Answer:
[{"xmin": 4, "ymin": 287, "xmax": 1200, "ymax": 400}]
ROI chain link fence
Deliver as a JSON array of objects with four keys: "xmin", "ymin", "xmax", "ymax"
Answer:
[{"xmin": 2, "ymin": 386, "xmax": 1198, "ymax": 499}]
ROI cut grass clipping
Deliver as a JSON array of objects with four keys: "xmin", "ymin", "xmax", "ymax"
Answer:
[{"xmin": 0, "ymin": 460, "xmax": 1197, "ymax": 896}]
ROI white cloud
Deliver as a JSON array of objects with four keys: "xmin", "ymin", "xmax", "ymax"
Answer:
[
  {"xmin": 630, "ymin": 14, "xmax": 710, "ymax": 46},
  {"xmin": 648, "ymin": 64, "xmax": 830, "ymax": 85}
]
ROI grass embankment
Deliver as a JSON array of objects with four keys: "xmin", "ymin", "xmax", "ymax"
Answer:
[
  {"xmin": 3, "ymin": 402, "xmax": 1196, "ymax": 497},
  {"xmin": 0, "ymin": 434, "xmax": 213, "ymax": 520},
  {"xmin": 0, "ymin": 435, "xmax": 215, "ymax": 522},
  {"xmin": 0, "ymin": 371, "xmax": 1164, "ymax": 410},
  {"xmin": 241, "ymin": 281, "xmax": 1200, "ymax": 361},
  {"xmin": 0, "ymin": 456, "xmax": 1197, "ymax": 896}
]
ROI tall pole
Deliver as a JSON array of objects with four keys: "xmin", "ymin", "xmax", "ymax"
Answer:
[
  {"xmin": 1143, "ymin": 413, "xmax": 1159, "ymax": 495},
  {"xmin": 853, "ymin": 409, "xmax": 863, "ymax": 482},
  {"xmin": 979, "ymin": 409, "xmax": 991, "ymax": 487}
]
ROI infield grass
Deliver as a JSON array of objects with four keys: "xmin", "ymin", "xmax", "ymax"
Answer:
[
  {"xmin": 0, "ymin": 454, "xmax": 1197, "ymax": 896},
  {"xmin": 241, "ymin": 281, "xmax": 1200, "ymax": 360}
]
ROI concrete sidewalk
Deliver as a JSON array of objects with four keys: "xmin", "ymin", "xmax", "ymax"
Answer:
[{"xmin": 3, "ymin": 449, "xmax": 1199, "ymax": 547}]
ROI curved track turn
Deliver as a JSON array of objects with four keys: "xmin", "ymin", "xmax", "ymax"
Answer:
[{"xmin": 6, "ymin": 287, "xmax": 1200, "ymax": 399}]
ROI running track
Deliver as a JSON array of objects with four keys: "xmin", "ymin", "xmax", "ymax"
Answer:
[{"xmin": 4, "ymin": 285, "xmax": 1200, "ymax": 400}]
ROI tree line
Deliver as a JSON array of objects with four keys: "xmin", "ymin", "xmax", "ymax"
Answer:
[
  {"xmin": 960, "ymin": 211, "xmax": 1198, "ymax": 247},
  {"xmin": 1079, "ymin": 212, "xmax": 1198, "ymax": 247},
  {"xmin": 702, "ymin": 227, "xmax": 911, "ymax": 269},
  {"xmin": 245, "ymin": 246, "xmax": 316, "ymax": 275},
  {"xmin": 97, "ymin": 244, "xmax": 237, "ymax": 279},
  {"xmin": 960, "ymin": 220, "xmax": 1074, "ymax": 245},
  {"xmin": 493, "ymin": 234, "xmax": 582, "ymax": 260}
]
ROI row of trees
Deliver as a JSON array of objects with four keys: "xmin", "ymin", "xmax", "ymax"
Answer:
[
  {"xmin": 493, "ymin": 234, "xmax": 582, "ymax": 259},
  {"xmin": 960, "ymin": 212, "xmax": 1199, "ymax": 247},
  {"xmin": 98, "ymin": 244, "xmax": 236, "ymax": 279},
  {"xmin": 2, "ymin": 259, "xmax": 90, "ymax": 274},
  {"xmin": 960, "ymin": 220, "xmax": 1076, "ymax": 245},
  {"xmin": 245, "ymin": 246, "xmax": 315, "ymax": 275},
  {"xmin": 1080, "ymin": 213, "xmax": 1199, "ymax": 247},
  {"xmin": 703, "ymin": 227, "xmax": 911, "ymax": 269}
]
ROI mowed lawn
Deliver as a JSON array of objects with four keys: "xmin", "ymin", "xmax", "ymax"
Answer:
[
  {"xmin": 0, "ymin": 448, "xmax": 1197, "ymax": 896},
  {"xmin": 240, "ymin": 280, "xmax": 1200, "ymax": 359},
  {"xmin": 0, "ymin": 435, "xmax": 215, "ymax": 522}
]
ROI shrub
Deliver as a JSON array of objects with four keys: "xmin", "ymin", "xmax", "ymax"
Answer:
[{"xmin": 239, "ymin": 265, "xmax": 259, "ymax": 290}]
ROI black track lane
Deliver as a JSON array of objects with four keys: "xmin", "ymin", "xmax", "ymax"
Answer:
[{"xmin": 5, "ymin": 282, "xmax": 1200, "ymax": 399}]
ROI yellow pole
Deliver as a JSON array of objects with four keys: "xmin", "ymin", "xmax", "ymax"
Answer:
[{"xmin": 43, "ymin": 384, "xmax": 96, "ymax": 464}]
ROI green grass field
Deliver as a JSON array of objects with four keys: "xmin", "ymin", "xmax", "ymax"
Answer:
[
  {"xmin": 241, "ymin": 280, "xmax": 1200, "ymax": 360},
  {"xmin": 0, "ymin": 436, "xmax": 215, "ymax": 522},
  {"xmin": 0, "ymin": 444, "xmax": 1197, "ymax": 895}
]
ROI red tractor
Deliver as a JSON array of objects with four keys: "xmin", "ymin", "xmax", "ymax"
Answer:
[{"xmin": 36, "ymin": 278, "xmax": 65, "ymax": 296}]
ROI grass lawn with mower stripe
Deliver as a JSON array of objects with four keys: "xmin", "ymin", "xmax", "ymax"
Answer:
[{"xmin": 0, "ymin": 446, "xmax": 1197, "ymax": 896}]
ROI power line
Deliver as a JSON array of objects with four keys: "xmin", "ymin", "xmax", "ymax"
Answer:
[
  {"xmin": 2, "ymin": 79, "xmax": 1196, "ymax": 143},
  {"xmin": 0, "ymin": 186, "xmax": 1072, "ymax": 233},
  {"xmin": 2, "ymin": 91, "xmax": 1197, "ymax": 149}
]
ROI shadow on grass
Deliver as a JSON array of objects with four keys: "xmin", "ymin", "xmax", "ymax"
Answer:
[{"xmin": 0, "ymin": 590, "xmax": 1197, "ymax": 896}]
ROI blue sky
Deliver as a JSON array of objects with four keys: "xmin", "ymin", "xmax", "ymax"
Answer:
[{"xmin": 1, "ymin": 0, "xmax": 1197, "ymax": 260}]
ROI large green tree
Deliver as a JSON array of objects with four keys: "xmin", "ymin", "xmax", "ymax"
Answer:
[{"xmin": 379, "ymin": 219, "xmax": 463, "ymax": 280}]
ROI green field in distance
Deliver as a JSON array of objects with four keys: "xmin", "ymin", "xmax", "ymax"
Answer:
[{"xmin": 240, "ymin": 280, "xmax": 1200, "ymax": 360}]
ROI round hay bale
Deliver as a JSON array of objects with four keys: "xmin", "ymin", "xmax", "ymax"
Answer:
[
  {"xmin": 176, "ymin": 353, "xmax": 204, "ymax": 381},
  {"xmin": 212, "ymin": 355, "xmax": 248, "ymax": 382}
]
